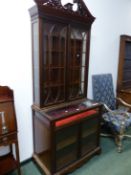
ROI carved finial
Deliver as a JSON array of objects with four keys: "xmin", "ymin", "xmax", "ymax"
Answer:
[
  {"xmin": 73, "ymin": 0, "xmax": 79, "ymax": 3},
  {"xmin": 64, "ymin": 3, "xmax": 73, "ymax": 11},
  {"xmin": 34, "ymin": 0, "xmax": 62, "ymax": 6},
  {"xmin": 73, "ymin": 0, "xmax": 89, "ymax": 16},
  {"xmin": 33, "ymin": 0, "xmax": 95, "ymax": 21}
]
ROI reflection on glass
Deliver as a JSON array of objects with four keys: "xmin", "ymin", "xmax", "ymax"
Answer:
[
  {"xmin": 81, "ymin": 82, "xmax": 84, "ymax": 94},
  {"xmin": 68, "ymin": 28, "xmax": 87, "ymax": 99},
  {"xmin": 82, "ymin": 33, "xmax": 87, "ymax": 53},
  {"xmin": 82, "ymin": 53, "xmax": 86, "ymax": 66},
  {"xmin": 81, "ymin": 67, "xmax": 85, "ymax": 82},
  {"xmin": 33, "ymin": 21, "xmax": 40, "ymax": 103}
]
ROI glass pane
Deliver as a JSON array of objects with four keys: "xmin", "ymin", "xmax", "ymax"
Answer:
[
  {"xmin": 125, "ymin": 42, "xmax": 131, "ymax": 58},
  {"xmin": 42, "ymin": 22, "xmax": 67, "ymax": 106},
  {"xmin": 81, "ymin": 67, "xmax": 85, "ymax": 82},
  {"xmin": 80, "ymin": 82, "xmax": 84, "ymax": 94},
  {"xmin": 68, "ymin": 28, "xmax": 88, "ymax": 100},
  {"xmin": 82, "ymin": 53, "xmax": 86, "ymax": 66},
  {"xmin": 32, "ymin": 21, "xmax": 40, "ymax": 104},
  {"xmin": 122, "ymin": 42, "xmax": 131, "ymax": 88},
  {"xmin": 82, "ymin": 33, "xmax": 87, "ymax": 53}
]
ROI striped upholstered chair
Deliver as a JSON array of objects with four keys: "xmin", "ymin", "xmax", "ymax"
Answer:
[{"xmin": 92, "ymin": 73, "xmax": 131, "ymax": 152}]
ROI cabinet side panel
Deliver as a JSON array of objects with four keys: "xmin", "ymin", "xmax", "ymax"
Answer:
[
  {"xmin": 32, "ymin": 21, "xmax": 40, "ymax": 106},
  {"xmin": 33, "ymin": 112, "xmax": 50, "ymax": 154},
  {"xmin": 33, "ymin": 111, "xmax": 51, "ymax": 172}
]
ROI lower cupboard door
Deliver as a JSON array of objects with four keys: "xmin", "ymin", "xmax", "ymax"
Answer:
[
  {"xmin": 81, "ymin": 116, "xmax": 99, "ymax": 156},
  {"xmin": 55, "ymin": 125, "xmax": 78, "ymax": 170},
  {"xmin": 81, "ymin": 132, "xmax": 98, "ymax": 156},
  {"xmin": 56, "ymin": 143, "xmax": 77, "ymax": 170}
]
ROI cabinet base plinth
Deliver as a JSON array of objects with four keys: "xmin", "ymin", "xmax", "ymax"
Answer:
[{"xmin": 33, "ymin": 147, "xmax": 101, "ymax": 175}]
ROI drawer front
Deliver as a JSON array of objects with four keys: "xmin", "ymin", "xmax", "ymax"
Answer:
[{"xmin": 0, "ymin": 134, "xmax": 17, "ymax": 146}]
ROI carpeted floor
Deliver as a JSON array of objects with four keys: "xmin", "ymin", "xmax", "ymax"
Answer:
[{"xmin": 9, "ymin": 137, "xmax": 131, "ymax": 175}]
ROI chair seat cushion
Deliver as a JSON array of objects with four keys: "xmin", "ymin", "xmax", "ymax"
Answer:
[{"xmin": 103, "ymin": 109, "xmax": 131, "ymax": 132}]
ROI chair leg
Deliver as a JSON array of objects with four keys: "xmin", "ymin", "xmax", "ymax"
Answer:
[
  {"xmin": 115, "ymin": 121, "xmax": 125, "ymax": 153},
  {"xmin": 115, "ymin": 135, "xmax": 123, "ymax": 153}
]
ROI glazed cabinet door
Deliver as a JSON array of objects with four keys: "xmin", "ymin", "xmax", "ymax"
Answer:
[
  {"xmin": 55, "ymin": 124, "xmax": 79, "ymax": 171},
  {"xmin": 81, "ymin": 114, "xmax": 99, "ymax": 156},
  {"xmin": 117, "ymin": 35, "xmax": 131, "ymax": 90},
  {"xmin": 42, "ymin": 21, "xmax": 67, "ymax": 106},
  {"xmin": 67, "ymin": 26, "xmax": 90, "ymax": 100},
  {"xmin": 122, "ymin": 40, "xmax": 131, "ymax": 88}
]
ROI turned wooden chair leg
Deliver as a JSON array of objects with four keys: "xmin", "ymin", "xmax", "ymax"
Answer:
[
  {"xmin": 116, "ymin": 135, "xmax": 123, "ymax": 153},
  {"xmin": 115, "ymin": 121, "xmax": 125, "ymax": 153}
]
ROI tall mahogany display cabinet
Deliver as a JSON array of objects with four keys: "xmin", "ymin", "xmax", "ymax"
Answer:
[
  {"xmin": 117, "ymin": 35, "xmax": 131, "ymax": 104},
  {"xmin": 29, "ymin": 0, "xmax": 102, "ymax": 174}
]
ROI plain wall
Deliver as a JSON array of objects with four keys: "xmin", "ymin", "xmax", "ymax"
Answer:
[
  {"xmin": 0, "ymin": 0, "xmax": 131, "ymax": 161},
  {"xmin": 87, "ymin": 0, "xmax": 131, "ymax": 98}
]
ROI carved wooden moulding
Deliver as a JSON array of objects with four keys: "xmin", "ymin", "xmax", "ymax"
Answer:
[{"xmin": 34, "ymin": 0, "xmax": 95, "ymax": 22}]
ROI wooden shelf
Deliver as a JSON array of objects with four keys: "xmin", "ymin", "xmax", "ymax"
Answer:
[
  {"xmin": 56, "ymin": 148, "xmax": 77, "ymax": 170},
  {"xmin": 123, "ymin": 69, "xmax": 131, "ymax": 72},
  {"xmin": 69, "ymin": 66, "xmax": 85, "ymax": 69},
  {"xmin": 122, "ymin": 80, "xmax": 131, "ymax": 83},
  {"xmin": 125, "ymin": 57, "xmax": 131, "ymax": 60},
  {"xmin": 44, "ymin": 83, "xmax": 65, "ymax": 88},
  {"xmin": 56, "ymin": 136, "xmax": 77, "ymax": 150},
  {"xmin": 45, "ymin": 66, "xmax": 65, "ymax": 69},
  {"xmin": 82, "ymin": 129, "xmax": 97, "ymax": 138},
  {"xmin": 38, "ymin": 151, "xmax": 50, "ymax": 171},
  {"xmin": 0, "ymin": 154, "xmax": 17, "ymax": 175},
  {"xmin": 69, "ymin": 80, "xmax": 84, "ymax": 85},
  {"xmin": 33, "ymin": 152, "xmax": 51, "ymax": 175}
]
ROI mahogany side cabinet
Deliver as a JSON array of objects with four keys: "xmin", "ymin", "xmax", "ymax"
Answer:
[
  {"xmin": 29, "ymin": 0, "xmax": 102, "ymax": 174},
  {"xmin": 0, "ymin": 86, "xmax": 21, "ymax": 175}
]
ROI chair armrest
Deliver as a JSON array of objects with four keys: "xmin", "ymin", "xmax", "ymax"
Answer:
[
  {"xmin": 103, "ymin": 104, "xmax": 116, "ymax": 114},
  {"xmin": 116, "ymin": 97, "xmax": 131, "ymax": 108},
  {"xmin": 103, "ymin": 103, "xmax": 130, "ymax": 118}
]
